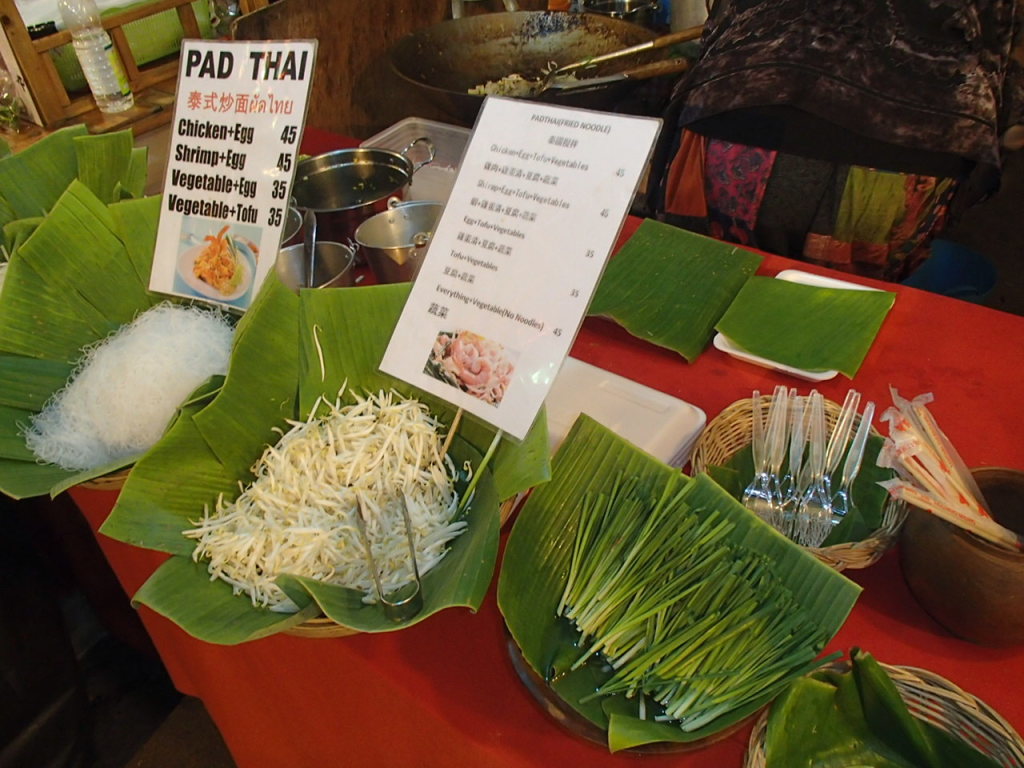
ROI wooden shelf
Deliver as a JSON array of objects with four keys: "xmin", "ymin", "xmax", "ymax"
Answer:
[{"xmin": 2, "ymin": 73, "xmax": 176, "ymax": 152}]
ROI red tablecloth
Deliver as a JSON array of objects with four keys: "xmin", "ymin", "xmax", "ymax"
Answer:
[{"xmin": 70, "ymin": 127, "xmax": 1024, "ymax": 767}]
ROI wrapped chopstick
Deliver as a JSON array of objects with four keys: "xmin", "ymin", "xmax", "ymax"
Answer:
[
  {"xmin": 878, "ymin": 389, "xmax": 1021, "ymax": 553},
  {"xmin": 889, "ymin": 388, "xmax": 993, "ymax": 517},
  {"xmin": 880, "ymin": 479, "xmax": 1022, "ymax": 552}
]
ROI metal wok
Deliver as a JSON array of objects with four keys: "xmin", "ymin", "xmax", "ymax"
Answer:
[{"xmin": 389, "ymin": 12, "xmax": 678, "ymax": 125}]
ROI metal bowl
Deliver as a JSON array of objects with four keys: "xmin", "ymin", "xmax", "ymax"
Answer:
[
  {"xmin": 355, "ymin": 200, "xmax": 443, "ymax": 284},
  {"xmin": 275, "ymin": 241, "xmax": 357, "ymax": 294}
]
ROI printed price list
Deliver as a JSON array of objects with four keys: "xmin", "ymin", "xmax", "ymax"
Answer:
[
  {"xmin": 149, "ymin": 40, "xmax": 316, "ymax": 311},
  {"xmin": 382, "ymin": 97, "xmax": 661, "ymax": 439}
]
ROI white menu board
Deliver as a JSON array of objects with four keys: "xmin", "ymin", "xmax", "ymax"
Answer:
[
  {"xmin": 381, "ymin": 97, "xmax": 660, "ymax": 440},
  {"xmin": 149, "ymin": 40, "xmax": 316, "ymax": 311}
]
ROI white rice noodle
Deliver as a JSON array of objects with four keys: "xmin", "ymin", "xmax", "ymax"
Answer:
[
  {"xmin": 185, "ymin": 389, "xmax": 466, "ymax": 612},
  {"xmin": 25, "ymin": 302, "xmax": 234, "ymax": 471}
]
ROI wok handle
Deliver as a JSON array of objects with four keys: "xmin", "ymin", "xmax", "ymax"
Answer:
[
  {"xmin": 557, "ymin": 25, "xmax": 704, "ymax": 75},
  {"xmin": 620, "ymin": 56, "xmax": 692, "ymax": 81}
]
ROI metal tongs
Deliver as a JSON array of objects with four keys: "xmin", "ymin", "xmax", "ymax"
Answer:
[{"xmin": 354, "ymin": 492, "xmax": 424, "ymax": 623}]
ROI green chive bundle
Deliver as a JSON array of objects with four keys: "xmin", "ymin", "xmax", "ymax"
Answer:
[{"xmin": 559, "ymin": 474, "xmax": 832, "ymax": 732}]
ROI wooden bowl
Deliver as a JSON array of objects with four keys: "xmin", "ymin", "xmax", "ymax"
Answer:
[{"xmin": 900, "ymin": 467, "xmax": 1024, "ymax": 646}]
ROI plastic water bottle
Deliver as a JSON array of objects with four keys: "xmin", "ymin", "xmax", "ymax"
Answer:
[{"xmin": 57, "ymin": 0, "xmax": 134, "ymax": 113}]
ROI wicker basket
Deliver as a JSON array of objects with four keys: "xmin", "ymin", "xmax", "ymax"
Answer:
[
  {"xmin": 744, "ymin": 661, "xmax": 1024, "ymax": 768},
  {"xmin": 690, "ymin": 396, "xmax": 906, "ymax": 571},
  {"xmin": 76, "ymin": 467, "xmax": 131, "ymax": 492},
  {"xmin": 284, "ymin": 494, "xmax": 520, "ymax": 638}
]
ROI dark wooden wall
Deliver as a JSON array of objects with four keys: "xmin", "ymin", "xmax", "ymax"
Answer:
[{"xmin": 234, "ymin": 0, "xmax": 548, "ymax": 139}]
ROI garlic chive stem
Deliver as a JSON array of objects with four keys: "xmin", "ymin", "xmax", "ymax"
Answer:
[
  {"xmin": 560, "ymin": 474, "xmax": 833, "ymax": 732},
  {"xmin": 457, "ymin": 428, "xmax": 502, "ymax": 515}
]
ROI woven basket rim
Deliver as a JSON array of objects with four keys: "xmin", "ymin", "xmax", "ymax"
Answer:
[
  {"xmin": 690, "ymin": 395, "xmax": 906, "ymax": 571},
  {"xmin": 76, "ymin": 466, "xmax": 132, "ymax": 491},
  {"xmin": 743, "ymin": 660, "xmax": 1024, "ymax": 768}
]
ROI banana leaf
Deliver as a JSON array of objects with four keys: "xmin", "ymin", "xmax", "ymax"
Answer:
[
  {"xmin": 587, "ymin": 219, "xmax": 762, "ymax": 362},
  {"xmin": 498, "ymin": 414, "xmax": 860, "ymax": 751},
  {"xmin": 0, "ymin": 124, "xmax": 87, "ymax": 218},
  {"xmin": 0, "ymin": 184, "xmax": 167, "ymax": 499},
  {"xmin": 715, "ymin": 277, "xmax": 896, "ymax": 378},
  {"xmin": 74, "ymin": 131, "xmax": 135, "ymax": 204},
  {"xmin": 764, "ymin": 650, "xmax": 1004, "ymax": 768},
  {"xmin": 102, "ymin": 279, "xmax": 549, "ymax": 643},
  {"xmin": 296, "ymin": 285, "xmax": 551, "ymax": 501},
  {"xmin": 3, "ymin": 217, "xmax": 42, "ymax": 258},
  {"xmin": 109, "ymin": 196, "xmax": 163, "ymax": 288}
]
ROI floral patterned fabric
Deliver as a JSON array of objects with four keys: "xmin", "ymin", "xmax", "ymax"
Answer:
[{"xmin": 664, "ymin": 131, "xmax": 956, "ymax": 281}]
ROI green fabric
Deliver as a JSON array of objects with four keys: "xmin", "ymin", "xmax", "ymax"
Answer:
[{"xmin": 834, "ymin": 167, "xmax": 907, "ymax": 244}]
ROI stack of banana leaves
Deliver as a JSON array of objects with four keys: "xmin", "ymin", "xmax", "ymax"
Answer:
[
  {"xmin": 499, "ymin": 415, "xmax": 862, "ymax": 752},
  {"xmin": 100, "ymin": 282, "xmax": 552, "ymax": 642},
  {"xmin": 0, "ymin": 126, "xmax": 176, "ymax": 498}
]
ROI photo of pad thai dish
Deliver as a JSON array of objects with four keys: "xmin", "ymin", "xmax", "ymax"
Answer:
[{"xmin": 177, "ymin": 220, "xmax": 259, "ymax": 303}]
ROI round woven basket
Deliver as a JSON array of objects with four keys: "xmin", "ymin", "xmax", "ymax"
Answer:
[
  {"xmin": 76, "ymin": 467, "xmax": 131, "ymax": 492},
  {"xmin": 744, "ymin": 661, "xmax": 1024, "ymax": 768},
  {"xmin": 690, "ymin": 396, "xmax": 906, "ymax": 571},
  {"xmin": 284, "ymin": 494, "xmax": 520, "ymax": 638}
]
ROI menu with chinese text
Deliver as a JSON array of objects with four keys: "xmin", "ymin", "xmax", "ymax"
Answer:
[
  {"xmin": 149, "ymin": 40, "xmax": 316, "ymax": 310},
  {"xmin": 381, "ymin": 97, "xmax": 660, "ymax": 439}
]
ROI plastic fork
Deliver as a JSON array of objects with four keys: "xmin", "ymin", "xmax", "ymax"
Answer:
[
  {"xmin": 741, "ymin": 390, "xmax": 775, "ymax": 523},
  {"xmin": 830, "ymin": 401, "xmax": 876, "ymax": 526},
  {"xmin": 764, "ymin": 386, "xmax": 790, "ymax": 530},
  {"xmin": 777, "ymin": 391, "xmax": 806, "ymax": 539},
  {"xmin": 823, "ymin": 389, "xmax": 861, "ymax": 500},
  {"xmin": 797, "ymin": 392, "xmax": 832, "ymax": 547}
]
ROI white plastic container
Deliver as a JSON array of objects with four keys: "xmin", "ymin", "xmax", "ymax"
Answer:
[
  {"xmin": 361, "ymin": 118, "xmax": 471, "ymax": 204},
  {"xmin": 57, "ymin": 0, "xmax": 133, "ymax": 113},
  {"xmin": 545, "ymin": 357, "xmax": 707, "ymax": 468}
]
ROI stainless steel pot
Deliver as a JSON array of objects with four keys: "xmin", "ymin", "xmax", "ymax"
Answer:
[
  {"xmin": 275, "ymin": 241, "xmax": 357, "ymax": 294},
  {"xmin": 355, "ymin": 200, "xmax": 444, "ymax": 284},
  {"xmin": 291, "ymin": 138, "xmax": 436, "ymax": 245},
  {"xmin": 280, "ymin": 205, "xmax": 303, "ymax": 248}
]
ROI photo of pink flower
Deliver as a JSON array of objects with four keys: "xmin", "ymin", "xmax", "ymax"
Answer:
[{"xmin": 424, "ymin": 330, "xmax": 516, "ymax": 406}]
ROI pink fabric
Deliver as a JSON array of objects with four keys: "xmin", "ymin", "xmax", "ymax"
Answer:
[{"xmin": 704, "ymin": 139, "xmax": 777, "ymax": 245}]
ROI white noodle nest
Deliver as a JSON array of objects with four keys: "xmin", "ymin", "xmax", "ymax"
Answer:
[
  {"xmin": 24, "ymin": 302, "xmax": 234, "ymax": 471},
  {"xmin": 185, "ymin": 389, "xmax": 467, "ymax": 612}
]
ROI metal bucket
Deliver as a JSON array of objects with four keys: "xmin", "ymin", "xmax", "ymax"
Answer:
[
  {"xmin": 275, "ymin": 241, "xmax": 358, "ymax": 294},
  {"xmin": 280, "ymin": 205, "xmax": 303, "ymax": 248},
  {"xmin": 291, "ymin": 138, "xmax": 436, "ymax": 246},
  {"xmin": 355, "ymin": 200, "xmax": 443, "ymax": 284}
]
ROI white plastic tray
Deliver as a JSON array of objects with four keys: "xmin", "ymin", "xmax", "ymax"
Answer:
[
  {"xmin": 713, "ymin": 269, "xmax": 880, "ymax": 381},
  {"xmin": 545, "ymin": 357, "xmax": 706, "ymax": 468},
  {"xmin": 361, "ymin": 117, "xmax": 471, "ymax": 205}
]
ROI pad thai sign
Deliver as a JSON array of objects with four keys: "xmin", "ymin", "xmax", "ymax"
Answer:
[
  {"xmin": 149, "ymin": 39, "xmax": 317, "ymax": 310},
  {"xmin": 382, "ymin": 97, "xmax": 660, "ymax": 440}
]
